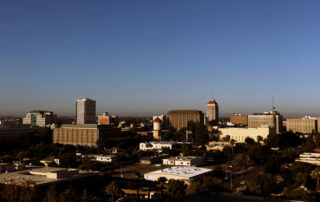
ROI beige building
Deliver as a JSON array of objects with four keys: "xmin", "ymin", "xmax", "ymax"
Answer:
[
  {"xmin": 286, "ymin": 117, "xmax": 318, "ymax": 134},
  {"xmin": 295, "ymin": 153, "xmax": 320, "ymax": 166},
  {"xmin": 23, "ymin": 110, "xmax": 57, "ymax": 127},
  {"xmin": 144, "ymin": 166, "xmax": 212, "ymax": 185},
  {"xmin": 53, "ymin": 124, "xmax": 120, "ymax": 147},
  {"xmin": 76, "ymin": 98, "xmax": 96, "ymax": 124},
  {"xmin": 219, "ymin": 126, "xmax": 273, "ymax": 143},
  {"xmin": 162, "ymin": 156, "xmax": 205, "ymax": 166},
  {"xmin": 98, "ymin": 112, "xmax": 118, "ymax": 125},
  {"xmin": 230, "ymin": 114, "xmax": 248, "ymax": 126},
  {"xmin": 167, "ymin": 110, "xmax": 204, "ymax": 131},
  {"xmin": 248, "ymin": 111, "xmax": 283, "ymax": 134},
  {"xmin": 206, "ymin": 141, "xmax": 232, "ymax": 151},
  {"xmin": 206, "ymin": 99, "xmax": 219, "ymax": 124},
  {"xmin": 139, "ymin": 141, "xmax": 175, "ymax": 152}
]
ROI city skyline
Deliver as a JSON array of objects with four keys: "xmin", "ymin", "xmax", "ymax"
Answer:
[{"xmin": 1, "ymin": 0, "xmax": 320, "ymax": 117}]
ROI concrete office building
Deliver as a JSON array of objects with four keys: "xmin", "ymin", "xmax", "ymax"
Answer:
[
  {"xmin": 23, "ymin": 110, "xmax": 57, "ymax": 127},
  {"xmin": 167, "ymin": 110, "xmax": 204, "ymax": 131},
  {"xmin": 230, "ymin": 114, "xmax": 248, "ymax": 126},
  {"xmin": 219, "ymin": 126, "xmax": 273, "ymax": 143},
  {"xmin": 53, "ymin": 124, "xmax": 120, "ymax": 147},
  {"xmin": 76, "ymin": 98, "xmax": 96, "ymax": 124},
  {"xmin": 206, "ymin": 99, "xmax": 219, "ymax": 124},
  {"xmin": 248, "ymin": 111, "xmax": 283, "ymax": 134},
  {"xmin": 286, "ymin": 117, "xmax": 318, "ymax": 134}
]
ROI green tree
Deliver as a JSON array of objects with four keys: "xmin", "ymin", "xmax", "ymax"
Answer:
[
  {"xmin": 81, "ymin": 189, "xmax": 89, "ymax": 202},
  {"xmin": 157, "ymin": 177, "xmax": 167, "ymax": 198},
  {"xmin": 311, "ymin": 167, "xmax": 320, "ymax": 191},
  {"xmin": 106, "ymin": 181, "xmax": 119, "ymax": 202},
  {"xmin": 167, "ymin": 180, "xmax": 187, "ymax": 199},
  {"xmin": 44, "ymin": 185, "xmax": 57, "ymax": 202},
  {"xmin": 222, "ymin": 135, "xmax": 230, "ymax": 142},
  {"xmin": 59, "ymin": 188, "xmax": 77, "ymax": 202},
  {"xmin": 186, "ymin": 181, "xmax": 201, "ymax": 195},
  {"xmin": 246, "ymin": 173, "xmax": 277, "ymax": 195}
]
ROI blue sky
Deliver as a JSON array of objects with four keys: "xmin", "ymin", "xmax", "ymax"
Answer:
[{"xmin": 1, "ymin": 0, "xmax": 320, "ymax": 117}]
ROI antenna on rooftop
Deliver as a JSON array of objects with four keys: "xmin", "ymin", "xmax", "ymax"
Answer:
[
  {"xmin": 211, "ymin": 89, "xmax": 213, "ymax": 99},
  {"xmin": 272, "ymin": 96, "xmax": 276, "ymax": 112}
]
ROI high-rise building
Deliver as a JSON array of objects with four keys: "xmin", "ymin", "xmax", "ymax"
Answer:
[
  {"xmin": 206, "ymin": 99, "xmax": 219, "ymax": 124},
  {"xmin": 23, "ymin": 110, "xmax": 57, "ymax": 127},
  {"xmin": 167, "ymin": 110, "xmax": 204, "ymax": 131},
  {"xmin": 76, "ymin": 98, "xmax": 96, "ymax": 124}
]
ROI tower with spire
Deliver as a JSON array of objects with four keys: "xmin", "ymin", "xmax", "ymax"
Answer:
[{"xmin": 206, "ymin": 98, "xmax": 219, "ymax": 124}]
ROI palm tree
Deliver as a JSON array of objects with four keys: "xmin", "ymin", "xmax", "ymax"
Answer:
[
  {"xmin": 311, "ymin": 167, "xmax": 320, "ymax": 192},
  {"xmin": 106, "ymin": 181, "xmax": 119, "ymax": 202}
]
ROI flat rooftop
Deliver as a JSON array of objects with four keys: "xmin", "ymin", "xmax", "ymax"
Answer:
[
  {"xmin": 146, "ymin": 166, "xmax": 212, "ymax": 179},
  {"xmin": 0, "ymin": 167, "xmax": 98, "ymax": 187}
]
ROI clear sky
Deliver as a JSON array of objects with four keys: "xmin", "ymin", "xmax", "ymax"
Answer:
[{"xmin": 1, "ymin": 0, "xmax": 320, "ymax": 117}]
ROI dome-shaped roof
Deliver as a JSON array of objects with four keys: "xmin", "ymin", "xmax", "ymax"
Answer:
[{"xmin": 153, "ymin": 117, "xmax": 162, "ymax": 123}]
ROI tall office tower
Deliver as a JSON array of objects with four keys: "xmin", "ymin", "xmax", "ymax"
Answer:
[
  {"xmin": 76, "ymin": 98, "xmax": 96, "ymax": 124},
  {"xmin": 206, "ymin": 99, "xmax": 219, "ymax": 124},
  {"xmin": 167, "ymin": 110, "xmax": 204, "ymax": 131}
]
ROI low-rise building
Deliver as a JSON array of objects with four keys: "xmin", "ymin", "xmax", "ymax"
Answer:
[
  {"xmin": 295, "ymin": 153, "xmax": 320, "ymax": 165},
  {"xmin": 162, "ymin": 156, "xmax": 204, "ymax": 166},
  {"xmin": 98, "ymin": 112, "xmax": 118, "ymax": 125},
  {"xmin": 87, "ymin": 154, "xmax": 118, "ymax": 163},
  {"xmin": 53, "ymin": 124, "xmax": 121, "ymax": 147},
  {"xmin": 0, "ymin": 167, "xmax": 98, "ymax": 187},
  {"xmin": 139, "ymin": 142, "xmax": 175, "ymax": 152},
  {"xmin": 144, "ymin": 166, "xmax": 212, "ymax": 184},
  {"xmin": 206, "ymin": 141, "xmax": 232, "ymax": 151},
  {"xmin": 219, "ymin": 126, "xmax": 273, "ymax": 143}
]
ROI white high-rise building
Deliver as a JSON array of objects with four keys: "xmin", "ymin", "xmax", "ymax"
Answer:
[{"xmin": 76, "ymin": 98, "xmax": 96, "ymax": 124}]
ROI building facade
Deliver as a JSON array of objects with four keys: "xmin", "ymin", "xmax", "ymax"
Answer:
[
  {"xmin": 206, "ymin": 99, "xmax": 219, "ymax": 124},
  {"xmin": 219, "ymin": 126, "xmax": 273, "ymax": 143},
  {"xmin": 167, "ymin": 110, "xmax": 204, "ymax": 131},
  {"xmin": 248, "ymin": 111, "xmax": 283, "ymax": 134},
  {"xmin": 162, "ymin": 156, "xmax": 204, "ymax": 166},
  {"xmin": 139, "ymin": 141, "xmax": 175, "ymax": 152},
  {"xmin": 53, "ymin": 124, "xmax": 120, "ymax": 147},
  {"xmin": 286, "ymin": 117, "xmax": 318, "ymax": 134},
  {"xmin": 230, "ymin": 114, "xmax": 248, "ymax": 126},
  {"xmin": 76, "ymin": 98, "xmax": 96, "ymax": 124},
  {"xmin": 23, "ymin": 110, "xmax": 57, "ymax": 127},
  {"xmin": 98, "ymin": 112, "xmax": 118, "ymax": 125}
]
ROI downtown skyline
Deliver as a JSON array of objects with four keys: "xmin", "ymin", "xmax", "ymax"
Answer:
[{"xmin": 1, "ymin": 0, "xmax": 320, "ymax": 117}]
